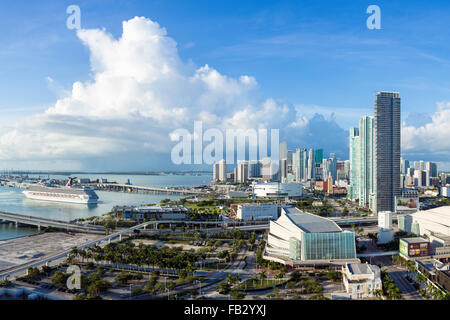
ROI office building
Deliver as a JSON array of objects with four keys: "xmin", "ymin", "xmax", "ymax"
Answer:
[
  {"xmin": 249, "ymin": 160, "xmax": 262, "ymax": 178},
  {"xmin": 426, "ymin": 162, "xmax": 438, "ymax": 178},
  {"xmin": 279, "ymin": 141, "xmax": 288, "ymax": 161},
  {"xmin": 315, "ymin": 149, "xmax": 323, "ymax": 167},
  {"xmin": 358, "ymin": 116, "xmax": 374, "ymax": 208},
  {"xmin": 294, "ymin": 148, "xmax": 308, "ymax": 182},
  {"xmin": 280, "ymin": 159, "xmax": 288, "ymax": 183},
  {"xmin": 262, "ymin": 157, "xmax": 276, "ymax": 181},
  {"xmin": 349, "ymin": 127, "xmax": 360, "ymax": 201},
  {"xmin": 373, "ymin": 91, "xmax": 401, "ymax": 213},
  {"xmin": 236, "ymin": 161, "xmax": 249, "ymax": 183},
  {"xmin": 287, "ymin": 150, "xmax": 293, "ymax": 174},
  {"xmin": 414, "ymin": 160, "xmax": 425, "ymax": 171},
  {"xmin": 400, "ymin": 158, "xmax": 410, "ymax": 175},
  {"xmin": 264, "ymin": 207, "xmax": 358, "ymax": 266},
  {"xmin": 307, "ymin": 149, "xmax": 316, "ymax": 180}
]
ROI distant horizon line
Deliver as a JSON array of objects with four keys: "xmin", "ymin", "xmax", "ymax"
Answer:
[{"xmin": 0, "ymin": 170, "xmax": 213, "ymax": 176}]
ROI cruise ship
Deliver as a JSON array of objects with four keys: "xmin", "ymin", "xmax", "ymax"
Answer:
[{"xmin": 22, "ymin": 178, "xmax": 99, "ymax": 205}]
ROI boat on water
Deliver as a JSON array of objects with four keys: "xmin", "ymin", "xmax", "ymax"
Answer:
[{"xmin": 22, "ymin": 178, "xmax": 99, "ymax": 205}]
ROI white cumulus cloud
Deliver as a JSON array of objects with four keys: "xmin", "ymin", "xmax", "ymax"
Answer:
[{"xmin": 0, "ymin": 16, "xmax": 351, "ymax": 170}]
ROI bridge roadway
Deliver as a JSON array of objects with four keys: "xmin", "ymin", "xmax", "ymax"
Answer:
[
  {"xmin": 0, "ymin": 219, "xmax": 228, "ymax": 279},
  {"xmin": 0, "ymin": 214, "xmax": 392, "ymax": 279},
  {"xmin": 0, "ymin": 211, "xmax": 105, "ymax": 233},
  {"xmin": 96, "ymin": 183, "xmax": 207, "ymax": 195}
]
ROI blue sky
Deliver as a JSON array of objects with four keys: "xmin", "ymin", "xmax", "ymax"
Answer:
[{"xmin": 0, "ymin": 0, "xmax": 450, "ymax": 170}]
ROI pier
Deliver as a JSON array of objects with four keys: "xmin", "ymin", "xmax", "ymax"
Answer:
[{"xmin": 0, "ymin": 211, "xmax": 105, "ymax": 234}]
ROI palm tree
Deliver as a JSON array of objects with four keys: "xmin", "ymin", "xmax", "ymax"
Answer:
[{"xmin": 259, "ymin": 270, "xmax": 267, "ymax": 286}]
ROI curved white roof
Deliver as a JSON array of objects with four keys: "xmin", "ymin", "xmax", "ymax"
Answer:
[{"xmin": 282, "ymin": 207, "xmax": 342, "ymax": 233}]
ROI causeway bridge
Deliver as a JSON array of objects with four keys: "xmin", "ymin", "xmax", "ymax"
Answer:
[
  {"xmin": 95, "ymin": 183, "xmax": 208, "ymax": 195},
  {"xmin": 0, "ymin": 211, "xmax": 105, "ymax": 234}
]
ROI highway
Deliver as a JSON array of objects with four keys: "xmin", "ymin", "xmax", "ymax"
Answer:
[{"xmin": 0, "ymin": 211, "xmax": 105, "ymax": 233}]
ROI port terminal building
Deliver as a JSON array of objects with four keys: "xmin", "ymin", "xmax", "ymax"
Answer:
[{"xmin": 264, "ymin": 207, "xmax": 359, "ymax": 267}]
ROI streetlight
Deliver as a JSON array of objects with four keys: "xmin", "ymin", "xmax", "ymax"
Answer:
[{"xmin": 165, "ymin": 287, "xmax": 170, "ymax": 300}]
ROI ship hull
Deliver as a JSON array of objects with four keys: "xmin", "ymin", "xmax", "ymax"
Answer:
[{"xmin": 23, "ymin": 190, "xmax": 98, "ymax": 205}]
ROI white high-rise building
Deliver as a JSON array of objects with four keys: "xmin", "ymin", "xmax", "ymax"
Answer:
[
  {"xmin": 307, "ymin": 149, "xmax": 316, "ymax": 180},
  {"xmin": 378, "ymin": 211, "xmax": 394, "ymax": 244},
  {"xmin": 236, "ymin": 161, "xmax": 249, "ymax": 183},
  {"xmin": 213, "ymin": 163, "xmax": 220, "ymax": 181},
  {"xmin": 349, "ymin": 128, "xmax": 360, "ymax": 201},
  {"xmin": 358, "ymin": 116, "xmax": 374, "ymax": 208},
  {"xmin": 218, "ymin": 159, "xmax": 227, "ymax": 182}
]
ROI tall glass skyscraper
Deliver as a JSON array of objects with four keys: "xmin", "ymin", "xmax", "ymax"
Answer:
[
  {"xmin": 374, "ymin": 92, "xmax": 401, "ymax": 213},
  {"xmin": 294, "ymin": 148, "xmax": 308, "ymax": 181},
  {"xmin": 358, "ymin": 116, "xmax": 374, "ymax": 207},
  {"xmin": 315, "ymin": 149, "xmax": 323, "ymax": 167},
  {"xmin": 307, "ymin": 148, "xmax": 316, "ymax": 180},
  {"xmin": 349, "ymin": 127, "xmax": 360, "ymax": 201}
]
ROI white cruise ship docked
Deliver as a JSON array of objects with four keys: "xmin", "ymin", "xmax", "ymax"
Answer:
[{"xmin": 22, "ymin": 178, "xmax": 99, "ymax": 205}]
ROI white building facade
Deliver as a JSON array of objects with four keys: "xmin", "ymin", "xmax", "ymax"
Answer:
[
  {"xmin": 252, "ymin": 182, "xmax": 303, "ymax": 198},
  {"xmin": 236, "ymin": 203, "xmax": 278, "ymax": 221},
  {"xmin": 342, "ymin": 263, "xmax": 382, "ymax": 299}
]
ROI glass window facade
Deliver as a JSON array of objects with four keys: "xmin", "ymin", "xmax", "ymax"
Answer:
[
  {"xmin": 301, "ymin": 232, "xmax": 356, "ymax": 260},
  {"xmin": 289, "ymin": 238, "xmax": 301, "ymax": 260}
]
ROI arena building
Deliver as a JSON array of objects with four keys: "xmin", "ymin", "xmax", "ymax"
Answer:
[{"xmin": 252, "ymin": 182, "xmax": 302, "ymax": 199}]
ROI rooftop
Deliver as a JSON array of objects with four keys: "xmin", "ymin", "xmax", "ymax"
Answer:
[
  {"xmin": 347, "ymin": 263, "xmax": 373, "ymax": 275},
  {"xmin": 400, "ymin": 237, "xmax": 429, "ymax": 244},
  {"xmin": 412, "ymin": 206, "xmax": 450, "ymax": 227},
  {"xmin": 282, "ymin": 207, "xmax": 342, "ymax": 233}
]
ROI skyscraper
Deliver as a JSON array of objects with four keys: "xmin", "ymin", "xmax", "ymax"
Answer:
[
  {"xmin": 358, "ymin": 116, "xmax": 374, "ymax": 207},
  {"xmin": 249, "ymin": 160, "xmax": 262, "ymax": 178},
  {"xmin": 349, "ymin": 127, "xmax": 360, "ymax": 201},
  {"xmin": 237, "ymin": 160, "xmax": 249, "ymax": 183},
  {"xmin": 218, "ymin": 159, "xmax": 227, "ymax": 182},
  {"xmin": 400, "ymin": 158, "xmax": 410, "ymax": 175},
  {"xmin": 373, "ymin": 92, "xmax": 401, "ymax": 214},
  {"xmin": 315, "ymin": 149, "xmax": 323, "ymax": 167},
  {"xmin": 426, "ymin": 161, "xmax": 438, "ymax": 178},
  {"xmin": 279, "ymin": 141, "xmax": 288, "ymax": 161},
  {"xmin": 307, "ymin": 149, "xmax": 316, "ymax": 180},
  {"xmin": 287, "ymin": 150, "xmax": 293, "ymax": 174},
  {"xmin": 213, "ymin": 163, "xmax": 220, "ymax": 181},
  {"xmin": 294, "ymin": 148, "xmax": 308, "ymax": 182}
]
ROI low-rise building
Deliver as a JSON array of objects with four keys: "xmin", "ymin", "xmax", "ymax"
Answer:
[
  {"xmin": 113, "ymin": 205, "xmax": 188, "ymax": 222},
  {"xmin": 399, "ymin": 237, "xmax": 430, "ymax": 259},
  {"xmin": 342, "ymin": 263, "xmax": 382, "ymax": 299},
  {"xmin": 236, "ymin": 203, "xmax": 278, "ymax": 221}
]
